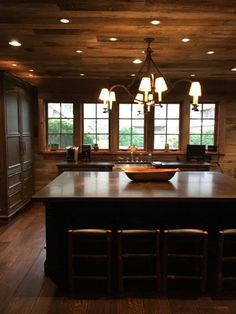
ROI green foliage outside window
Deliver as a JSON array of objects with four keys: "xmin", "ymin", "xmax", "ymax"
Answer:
[
  {"xmin": 189, "ymin": 129, "xmax": 214, "ymax": 146},
  {"xmin": 119, "ymin": 127, "xmax": 144, "ymax": 148},
  {"xmin": 48, "ymin": 119, "xmax": 73, "ymax": 147}
]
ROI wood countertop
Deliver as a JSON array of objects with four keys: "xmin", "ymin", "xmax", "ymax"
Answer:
[{"xmin": 33, "ymin": 171, "xmax": 236, "ymax": 202}]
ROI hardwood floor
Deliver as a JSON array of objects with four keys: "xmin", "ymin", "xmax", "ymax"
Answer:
[{"xmin": 1, "ymin": 202, "xmax": 236, "ymax": 314}]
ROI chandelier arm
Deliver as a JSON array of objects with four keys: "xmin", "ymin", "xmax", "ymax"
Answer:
[
  {"xmin": 110, "ymin": 84, "xmax": 136, "ymax": 99},
  {"xmin": 126, "ymin": 61, "xmax": 149, "ymax": 90},
  {"xmin": 172, "ymin": 78, "xmax": 192, "ymax": 86},
  {"xmin": 149, "ymin": 58, "xmax": 165, "ymax": 78}
]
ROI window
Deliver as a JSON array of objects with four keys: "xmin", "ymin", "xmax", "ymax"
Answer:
[
  {"xmin": 83, "ymin": 103, "xmax": 109, "ymax": 149},
  {"xmin": 47, "ymin": 102, "xmax": 74, "ymax": 148},
  {"xmin": 154, "ymin": 103, "xmax": 180, "ymax": 150},
  {"xmin": 119, "ymin": 103, "xmax": 145, "ymax": 150},
  {"xmin": 189, "ymin": 103, "xmax": 216, "ymax": 146}
]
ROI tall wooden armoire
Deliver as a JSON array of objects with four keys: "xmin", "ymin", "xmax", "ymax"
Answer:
[{"xmin": 0, "ymin": 71, "xmax": 36, "ymax": 220}]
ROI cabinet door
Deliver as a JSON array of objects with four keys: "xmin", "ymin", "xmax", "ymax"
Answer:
[
  {"xmin": 20, "ymin": 88, "xmax": 33, "ymax": 201},
  {"xmin": 6, "ymin": 87, "xmax": 23, "ymax": 212}
]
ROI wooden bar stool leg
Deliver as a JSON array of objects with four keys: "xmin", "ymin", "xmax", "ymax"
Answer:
[
  {"xmin": 117, "ymin": 231, "xmax": 124, "ymax": 293},
  {"xmin": 217, "ymin": 232, "xmax": 224, "ymax": 292},
  {"xmin": 201, "ymin": 233, "xmax": 208, "ymax": 293}
]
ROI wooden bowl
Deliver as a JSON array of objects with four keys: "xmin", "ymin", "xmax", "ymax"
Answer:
[{"xmin": 122, "ymin": 167, "xmax": 179, "ymax": 182}]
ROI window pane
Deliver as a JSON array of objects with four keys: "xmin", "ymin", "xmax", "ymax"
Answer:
[
  {"xmin": 154, "ymin": 103, "xmax": 180, "ymax": 150},
  {"xmin": 119, "ymin": 120, "xmax": 131, "ymax": 132},
  {"xmin": 84, "ymin": 119, "xmax": 96, "ymax": 133},
  {"xmin": 97, "ymin": 103, "xmax": 109, "ymax": 118},
  {"xmin": 155, "ymin": 104, "xmax": 166, "ymax": 118},
  {"xmin": 189, "ymin": 134, "xmax": 201, "ymax": 144},
  {"xmin": 61, "ymin": 119, "xmax": 73, "ymax": 133},
  {"xmin": 120, "ymin": 104, "xmax": 131, "ymax": 118},
  {"xmin": 154, "ymin": 134, "xmax": 166, "ymax": 149},
  {"xmin": 48, "ymin": 134, "xmax": 60, "ymax": 145},
  {"xmin": 190, "ymin": 120, "xmax": 201, "ymax": 134},
  {"xmin": 83, "ymin": 103, "xmax": 109, "ymax": 149},
  {"xmin": 84, "ymin": 103, "xmax": 96, "ymax": 118},
  {"xmin": 119, "ymin": 103, "xmax": 145, "ymax": 150},
  {"xmin": 202, "ymin": 103, "xmax": 215, "ymax": 118},
  {"xmin": 48, "ymin": 103, "xmax": 60, "ymax": 118},
  {"xmin": 48, "ymin": 119, "xmax": 60, "ymax": 133},
  {"xmin": 47, "ymin": 102, "xmax": 75, "ymax": 149},
  {"xmin": 190, "ymin": 106, "xmax": 202, "ymax": 119},
  {"xmin": 202, "ymin": 134, "xmax": 214, "ymax": 146},
  {"xmin": 84, "ymin": 134, "xmax": 95, "ymax": 145},
  {"xmin": 97, "ymin": 119, "xmax": 109, "ymax": 133},
  {"xmin": 119, "ymin": 134, "xmax": 132, "ymax": 149},
  {"xmin": 167, "ymin": 135, "xmax": 179, "ymax": 149},
  {"xmin": 167, "ymin": 104, "xmax": 179, "ymax": 118},
  {"xmin": 61, "ymin": 134, "xmax": 73, "ymax": 147},
  {"xmin": 132, "ymin": 135, "xmax": 144, "ymax": 148},
  {"xmin": 167, "ymin": 120, "xmax": 179, "ymax": 134},
  {"xmin": 97, "ymin": 135, "xmax": 109, "ymax": 149},
  {"xmin": 61, "ymin": 103, "xmax": 73, "ymax": 118},
  {"xmin": 132, "ymin": 119, "xmax": 144, "ymax": 134},
  {"xmin": 155, "ymin": 120, "xmax": 166, "ymax": 134},
  {"xmin": 202, "ymin": 119, "xmax": 214, "ymax": 129},
  {"xmin": 189, "ymin": 103, "xmax": 216, "ymax": 146},
  {"xmin": 132, "ymin": 104, "xmax": 143, "ymax": 118}
]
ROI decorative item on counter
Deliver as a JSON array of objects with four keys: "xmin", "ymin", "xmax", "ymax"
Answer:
[
  {"xmin": 66, "ymin": 146, "xmax": 75, "ymax": 161},
  {"xmin": 50, "ymin": 143, "xmax": 59, "ymax": 151},
  {"xmin": 81, "ymin": 144, "xmax": 91, "ymax": 161},
  {"xmin": 74, "ymin": 146, "xmax": 79, "ymax": 161},
  {"xmin": 122, "ymin": 167, "xmax": 179, "ymax": 182},
  {"xmin": 93, "ymin": 143, "xmax": 99, "ymax": 151},
  {"xmin": 147, "ymin": 152, "xmax": 153, "ymax": 163},
  {"xmin": 165, "ymin": 143, "xmax": 170, "ymax": 152},
  {"xmin": 129, "ymin": 144, "xmax": 137, "ymax": 161}
]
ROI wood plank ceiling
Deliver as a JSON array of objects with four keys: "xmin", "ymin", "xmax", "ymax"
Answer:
[{"xmin": 0, "ymin": 0, "xmax": 235, "ymax": 86}]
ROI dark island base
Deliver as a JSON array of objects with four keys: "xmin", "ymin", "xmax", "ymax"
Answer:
[{"xmin": 44, "ymin": 199, "xmax": 235, "ymax": 292}]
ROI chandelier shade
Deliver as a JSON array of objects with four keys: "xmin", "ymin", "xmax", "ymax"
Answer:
[{"xmin": 99, "ymin": 37, "xmax": 202, "ymax": 114}]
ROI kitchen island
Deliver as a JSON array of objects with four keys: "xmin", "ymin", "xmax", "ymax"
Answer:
[{"xmin": 33, "ymin": 171, "xmax": 236, "ymax": 288}]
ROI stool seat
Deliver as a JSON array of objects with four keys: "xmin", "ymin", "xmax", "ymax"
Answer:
[
  {"xmin": 68, "ymin": 228, "xmax": 112, "ymax": 293},
  {"xmin": 117, "ymin": 229, "xmax": 161, "ymax": 293},
  {"xmin": 217, "ymin": 229, "xmax": 236, "ymax": 291},
  {"xmin": 163, "ymin": 228, "xmax": 208, "ymax": 293}
]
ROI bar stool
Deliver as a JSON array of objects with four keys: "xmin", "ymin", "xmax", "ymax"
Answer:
[
  {"xmin": 117, "ymin": 229, "xmax": 161, "ymax": 293},
  {"xmin": 68, "ymin": 229, "xmax": 112, "ymax": 293},
  {"xmin": 217, "ymin": 229, "xmax": 236, "ymax": 291},
  {"xmin": 163, "ymin": 229, "xmax": 208, "ymax": 293}
]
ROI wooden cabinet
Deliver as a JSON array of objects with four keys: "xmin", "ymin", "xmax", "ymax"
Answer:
[{"xmin": 0, "ymin": 71, "xmax": 36, "ymax": 219}]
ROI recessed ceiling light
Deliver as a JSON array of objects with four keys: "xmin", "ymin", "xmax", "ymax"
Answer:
[
  {"xmin": 12, "ymin": 63, "xmax": 17, "ymax": 67},
  {"xmin": 150, "ymin": 20, "xmax": 160, "ymax": 25},
  {"xmin": 9, "ymin": 40, "xmax": 22, "ymax": 47},
  {"xmin": 231, "ymin": 68, "xmax": 236, "ymax": 71},
  {"xmin": 133, "ymin": 59, "xmax": 143, "ymax": 64},
  {"xmin": 190, "ymin": 74, "xmax": 196, "ymax": 77},
  {"xmin": 207, "ymin": 51, "xmax": 215, "ymax": 54},
  {"xmin": 29, "ymin": 69, "xmax": 34, "ymax": 72},
  {"xmin": 141, "ymin": 50, "xmax": 145, "ymax": 54},
  {"xmin": 130, "ymin": 74, "xmax": 136, "ymax": 77},
  {"xmin": 109, "ymin": 37, "xmax": 118, "ymax": 42},
  {"xmin": 182, "ymin": 38, "xmax": 190, "ymax": 43},
  {"xmin": 60, "ymin": 18, "xmax": 70, "ymax": 24},
  {"xmin": 80, "ymin": 73, "xmax": 85, "ymax": 76},
  {"xmin": 76, "ymin": 49, "xmax": 83, "ymax": 53}
]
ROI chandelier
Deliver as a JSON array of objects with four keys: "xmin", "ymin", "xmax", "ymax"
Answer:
[{"xmin": 99, "ymin": 38, "xmax": 202, "ymax": 114}]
